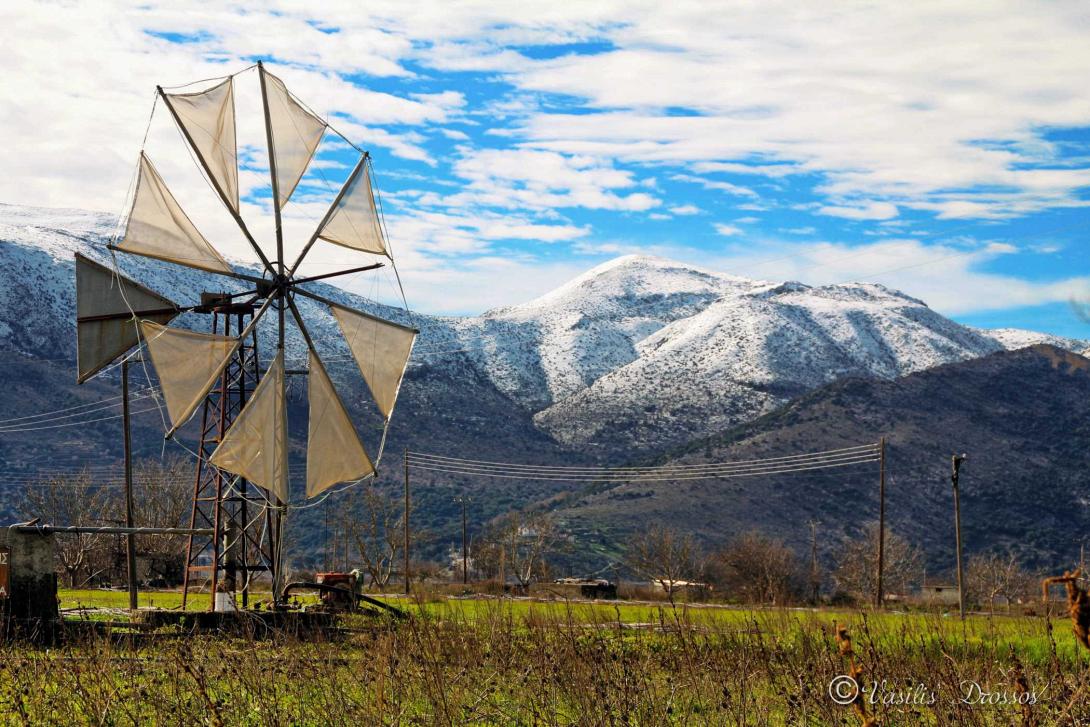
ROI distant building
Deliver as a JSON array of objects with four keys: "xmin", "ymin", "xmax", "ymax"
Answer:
[
  {"xmin": 921, "ymin": 583, "xmax": 960, "ymax": 605},
  {"xmin": 650, "ymin": 579, "xmax": 712, "ymax": 598},
  {"xmin": 552, "ymin": 577, "xmax": 617, "ymax": 599}
]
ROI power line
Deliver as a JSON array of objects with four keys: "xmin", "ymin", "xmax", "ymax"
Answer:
[
  {"xmin": 405, "ymin": 444, "xmax": 880, "ymax": 483},
  {"xmin": 0, "ymin": 390, "xmax": 159, "ymax": 429},
  {"xmin": 0, "ymin": 406, "xmax": 163, "ymax": 433},
  {"xmin": 408, "ymin": 442, "xmax": 877, "ymax": 472}
]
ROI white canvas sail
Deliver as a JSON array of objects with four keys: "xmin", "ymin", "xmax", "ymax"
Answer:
[
  {"xmin": 260, "ymin": 68, "xmax": 326, "ymax": 209},
  {"xmin": 331, "ymin": 305, "xmax": 416, "ymax": 419},
  {"xmin": 76, "ymin": 254, "xmax": 178, "ymax": 384},
  {"xmin": 163, "ymin": 78, "xmax": 240, "ymax": 213},
  {"xmin": 117, "ymin": 154, "xmax": 233, "ymax": 275},
  {"xmin": 210, "ymin": 351, "xmax": 289, "ymax": 503},
  {"xmin": 306, "ymin": 352, "xmax": 374, "ymax": 498},
  {"xmin": 139, "ymin": 320, "xmax": 239, "ymax": 429},
  {"xmin": 311, "ymin": 157, "xmax": 387, "ymax": 256}
]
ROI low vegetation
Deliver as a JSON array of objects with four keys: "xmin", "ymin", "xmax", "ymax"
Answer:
[{"xmin": 8, "ymin": 593, "xmax": 1090, "ymax": 725}]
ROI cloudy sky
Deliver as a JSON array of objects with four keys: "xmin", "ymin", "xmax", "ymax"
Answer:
[{"xmin": 4, "ymin": 1, "xmax": 1090, "ymax": 335}]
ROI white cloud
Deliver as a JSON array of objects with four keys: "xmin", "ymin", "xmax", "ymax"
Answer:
[
  {"xmin": 668, "ymin": 204, "xmax": 702, "ymax": 215},
  {"xmin": 703, "ymin": 237, "xmax": 1090, "ymax": 315},
  {"xmin": 484, "ymin": 4, "xmax": 1090, "ymax": 220},
  {"xmin": 670, "ymin": 174, "xmax": 758, "ymax": 198},
  {"xmin": 714, "ymin": 223, "xmax": 744, "ymax": 237},
  {"xmin": 817, "ymin": 201, "xmax": 899, "ymax": 220},
  {"xmin": 4, "ymin": 1, "xmax": 1090, "ymax": 319},
  {"xmin": 449, "ymin": 148, "xmax": 660, "ymax": 212}
]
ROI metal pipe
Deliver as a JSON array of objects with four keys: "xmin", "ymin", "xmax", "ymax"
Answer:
[
  {"xmin": 952, "ymin": 453, "xmax": 967, "ymax": 620},
  {"xmin": 875, "ymin": 436, "xmax": 886, "ymax": 608},
  {"xmin": 404, "ymin": 450, "xmax": 410, "ymax": 595},
  {"xmin": 13, "ymin": 526, "xmax": 214, "ymax": 536},
  {"xmin": 122, "ymin": 360, "xmax": 138, "ymax": 611},
  {"xmin": 290, "ymin": 263, "xmax": 384, "ymax": 287}
]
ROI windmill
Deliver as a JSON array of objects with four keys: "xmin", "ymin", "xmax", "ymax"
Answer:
[{"xmin": 79, "ymin": 61, "xmax": 417, "ymax": 611}]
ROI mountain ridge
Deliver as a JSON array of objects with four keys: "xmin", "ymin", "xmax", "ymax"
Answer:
[{"xmin": 2, "ymin": 201, "xmax": 1085, "ymax": 462}]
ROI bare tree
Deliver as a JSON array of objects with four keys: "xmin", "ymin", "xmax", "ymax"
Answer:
[
  {"xmin": 345, "ymin": 486, "xmax": 404, "ymax": 589},
  {"xmin": 833, "ymin": 523, "xmax": 924, "ymax": 603},
  {"xmin": 710, "ymin": 530, "xmax": 800, "ymax": 605},
  {"xmin": 476, "ymin": 510, "xmax": 562, "ymax": 589},
  {"xmin": 965, "ymin": 551, "xmax": 1034, "ymax": 612},
  {"xmin": 21, "ymin": 472, "xmax": 118, "ymax": 587},
  {"xmin": 131, "ymin": 456, "xmax": 192, "ymax": 584},
  {"xmin": 626, "ymin": 525, "xmax": 703, "ymax": 601}
]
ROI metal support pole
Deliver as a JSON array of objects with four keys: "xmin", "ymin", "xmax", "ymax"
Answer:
[
  {"xmin": 875, "ymin": 437, "xmax": 886, "ymax": 608},
  {"xmin": 403, "ymin": 450, "xmax": 411, "ymax": 595},
  {"xmin": 223, "ymin": 520, "xmax": 239, "ymax": 606},
  {"xmin": 122, "ymin": 360, "xmax": 138, "ymax": 611},
  {"xmin": 14, "ymin": 526, "xmax": 214, "ymax": 536},
  {"xmin": 952, "ymin": 454, "xmax": 967, "ymax": 620},
  {"xmin": 462, "ymin": 498, "xmax": 468, "ymax": 586},
  {"xmin": 809, "ymin": 520, "xmax": 819, "ymax": 604}
]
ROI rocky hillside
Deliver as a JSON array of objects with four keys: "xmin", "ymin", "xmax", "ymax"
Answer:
[{"xmin": 557, "ymin": 345, "xmax": 1090, "ymax": 571}]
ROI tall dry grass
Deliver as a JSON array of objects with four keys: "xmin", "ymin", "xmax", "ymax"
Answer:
[{"xmin": 1, "ymin": 599, "xmax": 1088, "ymax": 725}]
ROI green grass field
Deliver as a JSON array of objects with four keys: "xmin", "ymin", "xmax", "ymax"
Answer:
[{"xmin": 24, "ymin": 588, "xmax": 1088, "ymax": 724}]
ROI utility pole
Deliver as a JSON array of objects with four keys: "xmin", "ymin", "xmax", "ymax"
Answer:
[
  {"xmin": 324, "ymin": 499, "xmax": 331, "ymax": 572},
  {"xmin": 875, "ymin": 436, "xmax": 886, "ymax": 608},
  {"xmin": 403, "ymin": 449, "xmax": 411, "ymax": 595},
  {"xmin": 809, "ymin": 520, "xmax": 819, "ymax": 604},
  {"xmin": 951, "ymin": 453, "xmax": 967, "ymax": 620},
  {"xmin": 455, "ymin": 497, "xmax": 468, "ymax": 586},
  {"xmin": 122, "ymin": 359, "xmax": 138, "ymax": 611},
  {"xmin": 343, "ymin": 520, "xmax": 350, "ymax": 572}
]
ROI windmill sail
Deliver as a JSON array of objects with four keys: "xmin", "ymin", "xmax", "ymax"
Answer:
[
  {"xmin": 210, "ymin": 351, "xmax": 289, "ymax": 503},
  {"xmin": 311, "ymin": 156, "xmax": 387, "ymax": 256},
  {"xmin": 116, "ymin": 154, "xmax": 234, "ymax": 275},
  {"xmin": 260, "ymin": 67, "xmax": 326, "ymax": 209},
  {"xmin": 331, "ymin": 305, "xmax": 417, "ymax": 419},
  {"xmin": 306, "ymin": 352, "xmax": 374, "ymax": 498},
  {"xmin": 76, "ymin": 254, "xmax": 178, "ymax": 383},
  {"xmin": 139, "ymin": 320, "xmax": 239, "ymax": 429},
  {"xmin": 162, "ymin": 78, "xmax": 240, "ymax": 213}
]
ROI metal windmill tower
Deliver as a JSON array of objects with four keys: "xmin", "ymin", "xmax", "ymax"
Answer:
[{"xmin": 76, "ymin": 61, "xmax": 417, "ymax": 610}]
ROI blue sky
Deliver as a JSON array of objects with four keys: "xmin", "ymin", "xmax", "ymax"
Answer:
[{"xmin": 4, "ymin": 2, "xmax": 1090, "ymax": 336}]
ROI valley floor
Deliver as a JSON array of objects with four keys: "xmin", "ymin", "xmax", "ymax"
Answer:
[{"xmin": 7, "ymin": 589, "xmax": 1088, "ymax": 724}]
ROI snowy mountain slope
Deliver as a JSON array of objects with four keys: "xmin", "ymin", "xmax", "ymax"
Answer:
[
  {"xmin": 436, "ymin": 255, "xmax": 760, "ymax": 410},
  {"xmin": 974, "ymin": 326, "xmax": 1090, "ymax": 357},
  {"xmin": 532, "ymin": 279, "xmax": 1051, "ymax": 451}
]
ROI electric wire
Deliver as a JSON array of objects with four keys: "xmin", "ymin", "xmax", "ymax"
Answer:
[{"xmin": 407, "ymin": 443, "xmax": 877, "ymax": 470}]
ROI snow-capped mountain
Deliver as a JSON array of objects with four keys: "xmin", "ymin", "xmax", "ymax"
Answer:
[
  {"xmin": 532, "ymin": 278, "xmax": 1037, "ymax": 450},
  {"xmin": 1, "ymin": 202, "xmax": 1085, "ymax": 458},
  {"xmin": 445, "ymin": 256, "xmax": 761, "ymax": 410},
  {"xmin": 973, "ymin": 326, "xmax": 1090, "ymax": 356}
]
